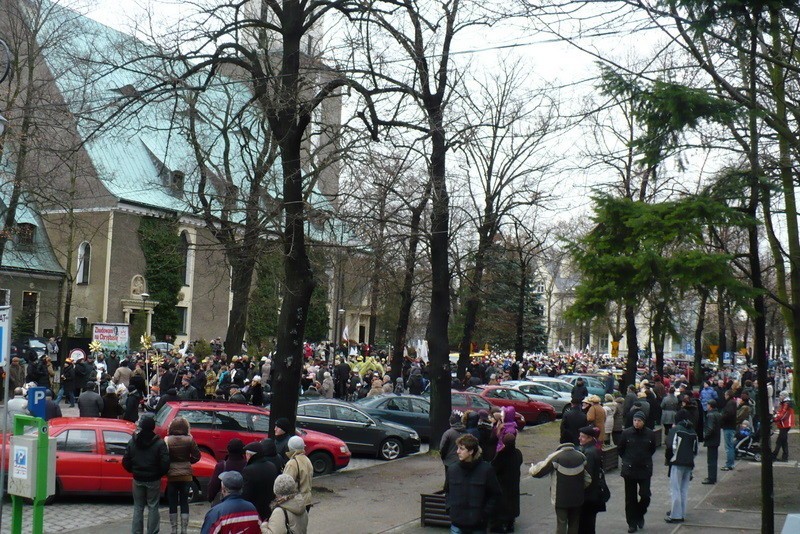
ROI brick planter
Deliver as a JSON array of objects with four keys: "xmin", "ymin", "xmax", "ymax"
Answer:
[
  {"xmin": 601, "ymin": 445, "xmax": 619, "ymax": 471},
  {"xmin": 421, "ymin": 491, "xmax": 450, "ymax": 528}
]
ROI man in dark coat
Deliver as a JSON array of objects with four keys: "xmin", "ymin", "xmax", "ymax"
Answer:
[
  {"xmin": 530, "ymin": 440, "xmax": 591, "ymax": 534},
  {"xmin": 43, "ymin": 390, "xmax": 62, "ymax": 421},
  {"xmin": 618, "ymin": 411, "xmax": 657, "ymax": 533},
  {"xmin": 560, "ymin": 397, "xmax": 588, "ymax": 446},
  {"xmin": 446, "ymin": 434, "xmax": 502, "ymax": 533},
  {"xmin": 491, "ymin": 433, "xmax": 523, "ymax": 533},
  {"xmin": 579, "ymin": 426, "xmax": 606, "ymax": 534},
  {"xmin": 154, "ymin": 388, "xmax": 180, "ymax": 414},
  {"xmin": 334, "ymin": 358, "xmax": 351, "ymax": 399},
  {"xmin": 55, "ymin": 358, "xmax": 76, "ymax": 407},
  {"xmin": 720, "ymin": 390, "xmax": 738, "ymax": 471},
  {"xmin": 241, "ymin": 441, "xmax": 278, "ymax": 521},
  {"xmin": 122, "ymin": 416, "xmax": 170, "ymax": 534},
  {"xmin": 273, "ymin": 418, "xmax": 293, "ymax": 459},
  {"xmin": 571, "ymin": 378, "xmax": 589, "ymax": 403},
  {"xmin": 78, "ymin": 382, "xmax": 104, "ymax": 417},
  {"xmin": 702, "ymin": 399, "xmax": 722, "ymax": 484}
]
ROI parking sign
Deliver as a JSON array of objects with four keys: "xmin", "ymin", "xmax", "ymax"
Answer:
[{"xmin": 0, "ymin": 305, "xmax": 10, "ymax": 366}]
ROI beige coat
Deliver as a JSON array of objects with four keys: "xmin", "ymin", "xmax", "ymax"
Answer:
[
  {"xmin": 283, "ymin": 450, "xmax": 313, "ymax": 508},
  {"xmin": 261, "ymin": 494, "xmax": 309, "ymax": 534},
  {"xmin": 586, "ymin": 403, "xmax": 606, "ymax": 443}
]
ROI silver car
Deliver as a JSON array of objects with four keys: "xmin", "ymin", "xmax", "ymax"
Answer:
[{"xmin": 502, "ymin": 380, "xmax": 572, "ymax": 416}]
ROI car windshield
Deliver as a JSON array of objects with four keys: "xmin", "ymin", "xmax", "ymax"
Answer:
[{"xmin": 29, "ymin": 339, "xmax": 46, "ymax": 348}]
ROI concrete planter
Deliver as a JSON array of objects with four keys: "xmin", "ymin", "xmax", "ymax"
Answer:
[
  {"xmin": 601, "ymin": 445, "xmax": 619, "ymax": 471},
  {"xmin": 420, "ymin": 491, "xmax": 450, "ymax": 528},
  {"xmin": 654, "ymin": 425, "xmax": 664, "ymax": 448}
]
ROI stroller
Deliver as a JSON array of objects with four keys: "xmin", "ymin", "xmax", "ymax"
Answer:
[{"xmin": 734, "ymin": 420, "xmax": 772, "ymax": 462}]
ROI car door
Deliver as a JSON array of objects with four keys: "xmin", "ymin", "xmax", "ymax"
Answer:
[
  {"xmin": 485, "ymin": 388, "xmax": 512, "ymax": 409},
  {"xmin": 100, "ymin": 430, "xmax": 134, "ymax": 493},
  {"xmin": 54, "ymin": 429, "xmax": 101, "ymax": 493},
  {"xmin": 506, "ymin": 389, "xmax": 538, "ymax": 420},
  {"xmin": 174, "ymin": 409, "xmax": 216, "ymax": 456},
  {"xmin": 331, "ymin": 405, "xmax": 377, "ymax": 454},
  {"xmin": 408, "ymin": 399, "xmax": 432, "ymax": 440},
  {"xmin": 380, "ymin": 397, "xmax": 417, "ymax": 429},
  {"xmin": 296, "ymin": 403, "xmax": 335, "ymax": 436}
]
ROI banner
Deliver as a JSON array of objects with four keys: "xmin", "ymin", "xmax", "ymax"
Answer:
[{"xmin": 91, "ymin": 323, "xmax": 130, "ymax": 354}]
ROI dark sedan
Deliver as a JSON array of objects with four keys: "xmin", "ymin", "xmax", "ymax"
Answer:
[
  {"xmin": 354, "ymin": 395, "xmax": 432, "ymax": 441},
  {"xmin": 296, "ymin": 399, "xmax": 421, "ymax": 461}
]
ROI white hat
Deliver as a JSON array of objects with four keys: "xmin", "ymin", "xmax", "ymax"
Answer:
[{"xmin": 288, "ymin": 436, "xmax": 305, "ymax": 451}]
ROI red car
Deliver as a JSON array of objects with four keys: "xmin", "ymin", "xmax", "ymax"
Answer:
[
  {"xmin": 467, "ymin": 386, "xmax": 556, "ymax": 425},
  {"xmin": 154, "ymin": 401, "xmax": 351, "ymax": 476},
  {"xmin": 2, "ymin": 418, "xmax": 217, "ymax": 503},
  {"xmin": 452, "ymin": 390, "xmax": 526, "ymax": 430}
]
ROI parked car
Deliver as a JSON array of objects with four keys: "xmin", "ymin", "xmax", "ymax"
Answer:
[
  {"xmin": 154, "ymin": 401, "xmax": 351, "ymax": 476},
  {"xmin": 1, "ymin": 417, "xmax": 217, "ymax": 503},
  {"xmin": 559, "ymin": 375, "xmax": 607, "ymax": 397},
  {"xmin": 501, "ymin": 380, "xmax": 572, "ymax": 416},
  {"xmin": 466, "ymin": 385, "xmax": 556, "ymax": 425},
  {"xmin": 152, "ymin": 342, "xmax": 174, "ymax": 352},
  {"xmin": 11, "ymin": 337, "xmax": 47, "ymax": 361},
  {"xmin": 296, "ymin": 399, "xmax": 420, "ymax": 460},
  {"xmin": 522, "ymin": 376, "xmax": 575, "ymax": 397}
]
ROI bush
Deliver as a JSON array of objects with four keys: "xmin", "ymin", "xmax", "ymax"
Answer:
[{"xmin": 194, "ymin": 338, "xmax": 212, "ymax": 360}]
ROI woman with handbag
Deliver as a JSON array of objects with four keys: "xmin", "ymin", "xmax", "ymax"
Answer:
[
  {"xmin": 261, "ymin": 474, "xmax": 309, "ymax": 534},
  {"xmin": 165, "ymin": 416, "xmax": 201, "ymax": 534}
]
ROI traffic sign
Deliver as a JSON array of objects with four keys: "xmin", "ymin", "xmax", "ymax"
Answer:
[
  {"xmin": 0, "ymin": 306, "xmax": 10, "ymax": 366},
  {"xmin": 27, "ymin": 387, "xmax": 48, "ymax": 420}
]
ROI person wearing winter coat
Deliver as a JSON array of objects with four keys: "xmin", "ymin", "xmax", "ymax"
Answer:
[
  {"xmin": 773, "ymin": 391, "xmax": 795, "ymax": 462},
  {"xmin": 664, "ymin": 411, "xmax": 698, "ymax": 524},
  {"xmin": 492, "ymin": 433, "xmax": 523, "ymax": 533},
  {"xmin": 282, "ymin": 436, "xmax": 313, "ymax": 511},
  {"xmin": 261, "ymin": 474, "xmax": 309, "ymax": 534},
  {"xmin": 702, "ymin": 400, "xmax": 722, "ymax": 484},
  {"xmin": 319, "ymin": 373, "xmax": 334, "ymax": 399},
  {"xmin": 207, "ymin": 439, "xmax": 249, "ymax": 503},
  {"xmin": 578, "ymin": 426, "xmax": 606, "ymax": 534},
  {"xmin": 584, "ymin": 395, "xmax": 606, "ymax": 443},
  {"xmin": 78, "ymin": 382, "xmax": 104, "ymax": 417},
  {"xmin": 495, "ymin": 406, "xmax": 518, "ymax": 452},
  {"xmin": 612, "ymin": 396, "xmax": 625, "ymax": 445},
  {"xmin": 530, "ymin": 440, "xmax": 591, "ymax": 534},
  {"xmin": 123, "ymin": 416, "xmax": 171, "ymax": 534},
  {"xmin": 201, "ymin": 471, "xmax": 260, "ymax": 534},
  {"xmin": 101, "ymin": 386, "xmax": 124, "ymax": 419},
  {"xmin": 242, "ymin": 441, "xmax": 278, "ymax": 521},
  {"xmin": 260, "ymin": 438, "xmax": 287, "ymax": 473},
  {"xmin": 561, "ymin": 397, "xmax": 588, "ymax": 446},
  {"xmin": 720, "ymin": 390, "xmax": 737, "ymax": 470},
  {"xmin": 123, "ymin": 387, "xmax": 142, "ymax": 424},
  {"xmin": 440, "ymin": 412, "xmax": 467, "ymax": 489},
  {"xmin": 618, "ymin": 411, "xmax": 657, "ymax": 533},
  {"xmin": 55, "ymin": 358, "xmax": 77, "ymax": 407},
  {"xmin": 165, "ymin": 416, "xmax": 201, "ymax": 534},
  {"xmin": 447, "ymin": 434, "xmax": 502, "ymax": 533},
  {"xmin": 602, "ymin": 395, "xmax": 616, "ymax": 445},
  {"xmin": 660, "ymin": 388, "xmax": 680, "ymax": 434},
  {"xmin": 463, "ymin": 411, "xmax": 481, "ymax": 440}
]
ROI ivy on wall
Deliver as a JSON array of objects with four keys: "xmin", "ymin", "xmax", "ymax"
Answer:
[{"xmin": 138, "ymin": 216, "xmax": 183, "ymax": 340}]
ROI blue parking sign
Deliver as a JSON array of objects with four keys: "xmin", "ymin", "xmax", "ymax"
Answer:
[
  {"xmin": 28, "ymin": 387, "xmax": 48, "ymax": 420},
  {"xmin": 0, "ymin": 305, "xmax": 11, "ymax": 366}
]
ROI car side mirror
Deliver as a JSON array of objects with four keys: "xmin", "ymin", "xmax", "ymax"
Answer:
[
  {"xmin": 553, "ymin": 394, "xmax": 560, "ymax": 399},
  {"xmin": 364, "ymin": 420, "xmax": 374, "ymax": 427}
]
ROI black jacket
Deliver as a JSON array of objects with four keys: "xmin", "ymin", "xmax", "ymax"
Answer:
[
  {"xmin": 665, "ymin": 420, "xmax": 698, "ymax": 469},
  {"xmin": 581, "ymin": 442, "xmax": 606, "ymax": 511},
  {"xmin": 446, "ymin": 457, "xmax": 502, "ymax": 529},
  {"xmin": 720, "ymin": 399, "xmax": 737, "ymax": 430},
  {"xmin": 560, "ymin": 405, "xmax": 587, "ymax": 446},
  {"xmin": 123, "ymin": 390, "xmax": 142, "ymax": 423},
  {"xmin": 241, "ymin": 453, "xmax": 278, "ymax": 520},
  {"xmin": 101, "ymin": 393, "xmax": 123, "ymax": 419},
  {"xmin": 703, "ymin": 409, "xmax": 722, "ymax": 448},
  {"xmin": 122, "ymin": 430, "xmax": 170, "ymax": 482},
  {"xmin": 618, "ymin": 426, "xmax": 657, "ymax": 479},
  {"xmin": 440, "ymin": 423, "xmax": 467, "ymax": 467},
  {"xmin": 571, "ymin": 383, "xmax": 589, "ymax": 402},
  {"xmin": 491, "ymin": 444, "xmax": 523, "ymax": 520},
  {"xmin": 275, "ymin": 433, "xmax": 291, "ymax": 460}
]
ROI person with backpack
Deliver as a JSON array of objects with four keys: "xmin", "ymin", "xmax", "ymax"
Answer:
[
  {"xmin": 578, "ymin": 426, "xmax": 607, "ymax": 534},
  {"xmin": 664, "ymin": 410, "xmax": 698, "ymax": 524}
]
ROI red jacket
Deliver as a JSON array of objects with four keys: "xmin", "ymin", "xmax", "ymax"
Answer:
[{"xmin": 774, "ymin": 401, "xmax": 795, "ymax": 429}]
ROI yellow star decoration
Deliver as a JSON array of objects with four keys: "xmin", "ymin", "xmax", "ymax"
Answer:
[
  {"xmin": 140, "ymin": 334, "xmax": 153, "ymax": 350},
  {"xmin": 89, "ymin": 340, "xmax": 104, "ymax": 353},
  {"xmin": 150, "ymin": 353, "xmax": 164, "ymax": 368}
]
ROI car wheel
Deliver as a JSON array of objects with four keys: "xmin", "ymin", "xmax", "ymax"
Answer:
[
  {"xmin": 536, "ymin": 413, "xmax": 551, "ymax": 425},
  {"xmin": 308, "ymin": 451, "xmax": 334, "ymax": 476},
  {"xmin": 187, "ymin": 479, "xmax": 202, "ymax": 503},
  {"xmin": 379, "ymin": 438, "xmax": 403, "ymax": 461},
  {"xmin": 753, "ymin": 452, "xmax": 762, "ymax": 462}
]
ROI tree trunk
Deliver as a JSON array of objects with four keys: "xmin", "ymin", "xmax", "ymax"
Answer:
[
  {"xmin": 717, "ymin": 289, "xmax": 727, "ymax": 354},
  {"xmin": 623, "ymin": 302, "xmax": 638, "ymax": 389},
  {"xmin": 367, "ymin": 194, "xmax": 387, "ymax": 347},
  {"xmin": 457, "ymin": 224, "xmax": 493, "ymax": 379},
  {"xmin": 514, "ymin": 261, "xmax": 527, "ymax": 361},
  {"xmin": 427, "ymin": 122, "xmax": 452, "ymax": 449},
  {"xmin": 694, "ymin": 289, "xmax": 708, "ymax": 387},
  {"xmin": 225, "ymin": 259, "xmax": 256, "ymax": 356}
]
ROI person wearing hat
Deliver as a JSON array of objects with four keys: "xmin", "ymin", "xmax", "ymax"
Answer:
[
  {"xmin": 262, "ymin": 474, "xmax": 309, "ymax": 534},
  {"xmin": 561, "ymin": 396, "xmax": 588, "ymax": 446},
  {"xmin": 101, "ymin": 384, "xmax": 123, "ymax": 419},
  {"xmin": 664, "ymin": 410, "xmax": 698, "ymax": 524},
  {"xmin": 123, "ymin": 416, "xmax": 170, "ymax": 534},
  {"xmin": 241, "ymin": 441, "xmax": 278, "ymax": 520},
  {"xmin": 55, "ymin": 358, "xmax": 76, "ymax": 407},
  {"xmin": 618, "ymin": 411, "xmax": 657, "ymax": 532},
  {"xmin": 492, "ymin": 432, "xmax": 523, "ymax": 533},
  {"xmin": 207, "ymin": 439, "xmax": 248, "ymax": 503},
  {"xmin": 571, "ymin": 378, "xmax": 589, "ymax": 403},
  {"xmin": 200, "ymin": 471, "xmax": 260, "ymax": 534},
  {"xmin": 440, "ymin": 411, "xmax": 468, "ymax": 490},
  {"xmin": 283, "ymin": 436, "xmax": 313, "ymax": 511},
  {"xmin": 773, "ymin": 391, "xmax": 795, "ymax": 462},
  {"xmin": 585, "ymin": 395, "xmax": 606, "ymax": 443},
  {"xmin": 578, "ymin": 425, "xmax": 606, "ymax": 534},
  {"xmin": 273, "ymin": 418, "xmax": 293, "ymax": 459},
  {"xmin": 702, "ymin": 399, "xmax": 722, "ymax": 484}
]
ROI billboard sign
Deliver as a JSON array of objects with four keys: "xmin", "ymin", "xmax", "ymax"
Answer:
[{"xmin": 91, "ymin": 323, "xmax": 130, "ymax": 354}]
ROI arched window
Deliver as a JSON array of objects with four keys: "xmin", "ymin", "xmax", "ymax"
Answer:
[
  {"xmin": 76, "ymin": 241, "xmax": 91, "ymax": 284},
  {"xmin": 179, "ymin": 232, "xmax": 190, "ymax": 286}
]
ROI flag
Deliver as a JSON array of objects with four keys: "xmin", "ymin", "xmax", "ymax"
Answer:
[{"xmin": 341, "ymin": 325, "xmax": 349, "ymax": 342}]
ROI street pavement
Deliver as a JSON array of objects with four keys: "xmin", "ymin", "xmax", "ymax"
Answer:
[{"xmin": 0, "ymin": 407, "xmax": 797, "ymax": 533}]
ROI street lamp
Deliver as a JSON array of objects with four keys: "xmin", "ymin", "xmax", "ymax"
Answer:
[{"xmin": 140, "ymin": 292, "xmax": 150, "ymax": 386}]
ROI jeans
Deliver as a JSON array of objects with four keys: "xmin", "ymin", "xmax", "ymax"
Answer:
[
  {"xmin": 623, "ymin": 477, "xmax": 651, "ymax": 527},
  {"xmin": 132, "ymin": 479, "xmax": 161, "ymax": 534},
  {"xmin": 669, "ymin": 465, "xmax": 692, "ymax": 520},
  {"xmin": 54, "ymin": 386, "xmax": 75, "ymax": 407},
  {"xmin": 723, "ymin": 429, "xmax": 736, "ymax": 468},
  {"xmin": 706, "ymin": 446, "xmax": 718, "ymax": 482},
  {"xmin": 167, "ymin": 481, "xmax": 190, "ymax": 514},
  {"xmin": 555, "ymin": 506, "xmax": 581, "ymax": 534},
  {"xmin": 450, "ymin": 526, "xmax": 487, "ymax": 534}
]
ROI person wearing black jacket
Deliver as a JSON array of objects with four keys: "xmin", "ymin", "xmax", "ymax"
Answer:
[
  {"xmin": 155, "ymin": 388, "xmax": 180, "ymax": 414},
  {"xmin": 720, "ymin": 390, "xmax": 737, "ymax": 471},
  {"xmin": 241, "ymin": 441, "xmax": 278, "ymax": 521},
  {"xmin": 123, "ymin": 416, "xmax": 170, "ymax": 534},
  {"xmin": 561, "ymin": 397, "xmax": 588, "ymax": 446},
  {"xmin": 491, "ymin": 433, "xmax": 523, "ymax": 533},
  {"xmin": 55, "ymin": 359, "xmax": 76, "ymax": 407},
  {"xmin": 578, "ymin": 426, "xmax": 606, "ymax": 534},
  {"xmin": 571, "ymin": 378, "xmax": 589, "ymax": 403},
  {"xmin": 702, "ymin": 399, "xmax": 722, "ymax": 484},
  {"xmin": 123, "ymin": 387, "xmax": 143, "ymax": 424},
  {"xmin": 446, "ymin": 434, "xmax": 502, "ymax": 533},
  {"xmin": 664, "ymin": 411, "xmax": 698, "ymax": 523},
  {"xmin": 618, "ymin": 411, "xmax": 657, "ymax": 533},
  {"xmin": 273, "ymin": 418, "xmax": 293, "ymax": 459}
]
